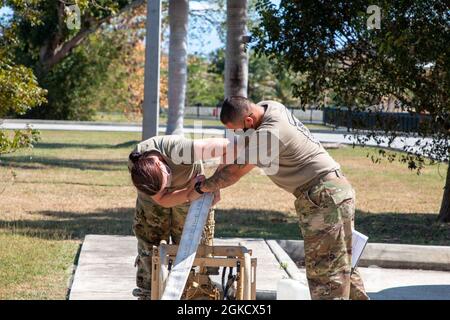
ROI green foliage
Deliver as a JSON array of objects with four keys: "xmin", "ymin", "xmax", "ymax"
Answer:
[
  {"xmin": 187, "ymin": 54, "xmax": 224, "ymax": 106},
  {"xmin": 0, "ymin": 127, "xmax": 40, "ymax": 155},
  {"xmin": 208, "ymin": 48, "xmax": 301, "ymax": 106},
  {"xmin": 253, "ymin": 0, "xmax": 450, "ymax": 220},
  {"xmin": 0, "ymin": 56, "xmax": 46, "ymax": 117},
  {"xmin": 2, "ymin": 0, "xmax": 144, "ymax": 120},
  {"xmin": 253, "ymin": 0, "xmax": 449, "ymax": 158},
  {"xmin": 0, "ymin": 52, "xmax": 45, "ymax": 155},
  {"xmin": 248, "ymin": 51, "xmax": 300, "ymax": 106},
  {"xmin": 25, "ymin": 30, "xmax": 123, "ymax": 120}
]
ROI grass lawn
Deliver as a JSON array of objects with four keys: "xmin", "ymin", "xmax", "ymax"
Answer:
[
  {"xmin": 94, "ymin": 112, "xmax": 224, "ymax": 127},
  {"xmin": 93, "ymin": 112, "xmax": 330, "ymax": 130},
  {"xmin": 0, "ymin": 130, "xmax": 448, "ymax": 299}
]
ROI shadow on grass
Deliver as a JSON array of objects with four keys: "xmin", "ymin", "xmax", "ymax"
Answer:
[
  {"xmin": 0, "ymin": 156, "xmax": 127, "ymax": 171},
  {"xmin": 13, "ymin": 180, "xmax": 129, "ymax": 187},
  {"xmin": 0, "ymin": 208, "xmax": 134, "ymax": 240},
  {"xmin": 34, "ymin": 140, "xmax": 139, "ymax": 150},
  {"xmin": 0, "ymin": 140, "xmax": 138, "ymax": 171},
  {"xmin": 215, "ymin": 208, "xmax": 450, "ymax": 245},
  {"xmin": 215, "ymin": 208, "xmax": 301, "ymax": 240},
  {"xmin": 355, "ymin": 211, "xmax": 450, "ymax": 245},
  {"xmin": 1, "ymin": 207, "xmax": 449, "ymax": 245}
]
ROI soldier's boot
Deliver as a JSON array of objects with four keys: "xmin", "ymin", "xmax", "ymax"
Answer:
[
  {"xmin": 133, "ymin": 247, "xmax": 153, "ymax": 300},
  {"xmin": 350, "ymin": 270, "xmax": 370, "ymax": 300},
  {"xmin": 132, "ymin": 287, "xmax": 152, "ymax": 300}
]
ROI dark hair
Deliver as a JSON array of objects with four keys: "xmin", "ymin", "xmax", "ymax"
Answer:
[
  {"xmin": 129, "ymin": 151, "xmax": 164, "ymax": 196},
  {"xmin": 220, "ymin": 96, "xmax": 252, "ymax": 124}
]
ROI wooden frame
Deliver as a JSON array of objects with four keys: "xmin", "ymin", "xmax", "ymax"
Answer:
[{"xmin": 151, "ymin": 244, "xmax": 257, "ymax": 300}]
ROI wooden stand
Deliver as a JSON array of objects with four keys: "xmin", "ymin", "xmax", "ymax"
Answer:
[{"xmin": 151, "ymin": 243, "xmax": 257, "ymax": 300}]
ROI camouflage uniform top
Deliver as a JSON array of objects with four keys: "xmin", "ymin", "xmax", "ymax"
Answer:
[{"xmin": 128, "ymin": 135, "xmax": 204, "ymax": 201}]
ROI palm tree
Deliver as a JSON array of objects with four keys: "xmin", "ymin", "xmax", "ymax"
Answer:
[
  {"xmin": 225, "ymin": 0, "xmax": 248, "ymax": 98},
  {"xmin": 166, "ymin": 0, "xmax": 189, "ymax": 135}
]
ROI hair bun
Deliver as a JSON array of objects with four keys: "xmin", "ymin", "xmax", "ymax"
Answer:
[{"xmin": 129, "ymin": 151, "xmax": 141, "ymax": 163}]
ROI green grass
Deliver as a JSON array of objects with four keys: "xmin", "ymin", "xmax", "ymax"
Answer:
[
  {"xmin": 93, "ymin": 112, "xmax": 137, "ymax": 123},
  {"xmin": 0, "ymin": 231, "xmax": 78, "ymax": 299},
  {"xmin": 92, "ymin": 111, "xmax": 330, "ymax": 130},
  {"xmin": 0, "ymin": 130, "xmax": 448, "ymax": 299},
  {"xmin": 214, "ymin": 209, "xmax": 450, "ymax": 245},
  {"xmin": 93, "ymin": 111, "xmax": 224, "ymax": 126}
]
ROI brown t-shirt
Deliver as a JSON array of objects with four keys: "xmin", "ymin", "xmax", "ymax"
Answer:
[
  {"xmin": 237, "ymin": 100, "xmax": 340, "ymax": 194},
  {"xmin": 129, "ymin": 135, "xmax": 203, "ymax": 199}
]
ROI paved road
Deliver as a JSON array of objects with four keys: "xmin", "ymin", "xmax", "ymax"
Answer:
[{"xmin": 1, "ymin": 119, "xmax": 436, "ymax": 154}]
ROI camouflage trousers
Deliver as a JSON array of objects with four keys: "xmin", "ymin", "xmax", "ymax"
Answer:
[
  {"xmin": 132, "ymin": 196, "xmax": 215, "ymax": 297},
  {"xmin": 294, "ymin": 177, "xmax": 369, "ymax": 300}
]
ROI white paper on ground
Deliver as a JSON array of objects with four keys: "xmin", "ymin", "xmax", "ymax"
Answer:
[
  {"xmin": 277, "ymin": 279, "xmax": 311, "ymax": 300},
  {"xmin": 161, "ymin": 193, "xmax": 214, "ymax": 300},
  {"xmin": 352, "ymin": 229, "xmax": 369, "ymax": 268}
]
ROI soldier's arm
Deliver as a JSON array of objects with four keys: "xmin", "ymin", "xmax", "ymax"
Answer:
[
  {"xmin": 193, "ymin": 138, "xmax": 230, "ymax": 161},
  {"xmin": 151, "ymin": 177, "xmax": 203, "ymax": 208},
  {"xmin": 200, "ymin": 163, "xmax": 255, "ymax": 193}
]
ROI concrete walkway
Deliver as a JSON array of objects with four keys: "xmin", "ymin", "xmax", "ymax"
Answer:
[
  {"xmin": 69, "ymin": 235, "xmax": 450, "ymax": 300},
  {"xmin": 69, "ymin": 235, "xmax": 289, "ymax": 300},
  {"xmin": 69, "ymin": 235, "xmax": 136, "ymax": 300}
]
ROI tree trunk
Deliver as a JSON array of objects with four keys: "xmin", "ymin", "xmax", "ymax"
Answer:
[
  {"xmin": 225, "ymin": 0, "xmax": 248, "ymax": 98},
  {"xmin": 166, "ymin": 0, "xmax": 189, "ymax": 135},
  {"xmin": 438, "ymin": 158, "xmax": 450, "ymax": 222}
]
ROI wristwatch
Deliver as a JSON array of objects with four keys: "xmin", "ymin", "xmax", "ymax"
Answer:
[{"xmin": 194, "ymin": 181, "xmax": 204, "ymax": 194}]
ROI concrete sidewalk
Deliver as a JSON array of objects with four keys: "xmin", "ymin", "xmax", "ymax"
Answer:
[
  {"xmin": 69, "ymin": 235, "xmax": 289, "ymax": 300},
  {"xmin": 69, "ymin": 235, "xmax": 450, "ymax": 300},
  {"xmin": 278, "ymin": 240, "xmax": 450, "ymax": 271}
]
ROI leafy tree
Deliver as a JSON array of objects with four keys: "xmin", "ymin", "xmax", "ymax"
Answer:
[
  {"xmin": 1, "ymin": 1, "xmax": 229, "ymax": 122},
  {"xmin": 253, "ymin": 0, "xmax": 450, "ymax": 221},
  {"xmin": 4, "ymin": 0, "xmax": 145, "ymax": 73},
  {"xmin": 1, "ymin": 0, "xmax": 146, "ymax": 120},
  {"xmin": 209, "ymin": 48, "xmax": 301, "ymax": 106},
  {"xmin": 26, "ymin": 29, "xmax": 125, "ymax": 120},
  {"xmin": 0, "ymin": 23, "xmax": 45, "ymax": 154},
  {"xmin": 186, "ymin": 54, "xmax": 224, "ymax": 106},
  {"xmin": 248, "ymin": 51, "xmax": 299, "ymax": 106},
  {"xmin": 0, "ymin": 54, "xmax": 42, "ymax": 192}
]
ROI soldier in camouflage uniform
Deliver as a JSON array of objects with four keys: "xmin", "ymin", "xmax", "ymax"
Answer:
[
  {"xmin": 294, "ymin": 176, "xmax": 368, "ymax": 299},
  {"xmin": 198, "ymin": 97, "xmax": 369, "ymax": 300},
  {"xmin": 129, "ymin": 135, "xmax": 227, "ymax": 300},
  {"xmin": 133, "ymin": 199, "xmax": 215, "ymax": 299}
]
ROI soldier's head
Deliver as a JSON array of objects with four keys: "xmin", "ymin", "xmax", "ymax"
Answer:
[
  {"xmin": 129, "ymin": 151, "xmax": 172, "ymax": 196},
  {"xmin": 220, "ymin": 96, "xmax": 264, "ymax": 132}
]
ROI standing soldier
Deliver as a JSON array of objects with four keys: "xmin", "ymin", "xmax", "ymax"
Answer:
[
  {"xmin": 128, "ymin": 135, "xmax": 228, "ymax": 300},
  {"xmin": 197, "ymin": 96, "xmax": 369, "ymax": 300}
]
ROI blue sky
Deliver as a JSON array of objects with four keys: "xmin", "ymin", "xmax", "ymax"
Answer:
[
  {"xmin": 0, "ymin": 6, "xmax": 12, "ymax": 16},
  {"xmin": 0, "ymin": 1, "xmax": 280, "ymax": 55},
  {"xmin": 188, "ymin": 0, "xmax": 280, "ymax": 55}
]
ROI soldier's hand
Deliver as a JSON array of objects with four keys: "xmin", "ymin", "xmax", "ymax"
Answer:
[
  {"xmin": 187, "ymin": 187, "xmax": 203, "ymax": 202},
  {"xmin": 190, "ymin": 174, "xmax": 205, "ymax": 189}
]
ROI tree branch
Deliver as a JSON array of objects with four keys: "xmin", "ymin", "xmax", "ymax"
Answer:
[{"xmin": 40, "ymin": 0, "xmax": 145, "ymax": 71}]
